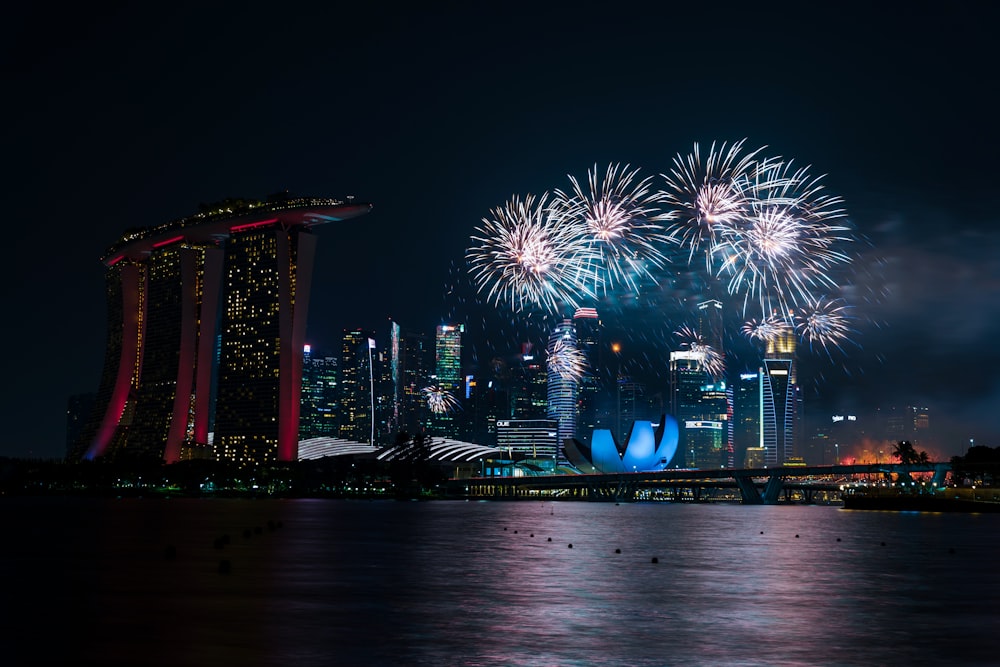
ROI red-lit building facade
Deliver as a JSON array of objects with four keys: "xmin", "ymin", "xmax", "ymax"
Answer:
[{"xmin": 71, "ymin": 195, "xmax": 372, "ymax": 465}]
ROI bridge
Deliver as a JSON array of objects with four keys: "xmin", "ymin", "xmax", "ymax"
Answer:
[{"xmin": 445, "ymin": 462, "xmax": 951, "ymax": 504}]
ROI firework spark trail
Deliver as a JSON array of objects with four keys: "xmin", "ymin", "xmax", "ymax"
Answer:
[
  {"xmin": 741, "ymin": 313, "xmax": 792, "ymax": 343},
  {"xmin": 794, "ymin": 298, "xmax": 854, "ymax": 351},
  {"xmin": 659, "ymin": 139, "xmax": 778, "ymax": 272},
  {"xmin": 422, "ymin": 386, "xmax": 460, "ymax": 415},
  {"xmin": 466, "ymin": 193, "xmax": 599, "ymax": 314},
  {"xmin": 674, "ymin": 325, "xmax": 726, "ymax": 378},
  {"xmin": 462, "ymin": 140, "xmax": 866, "ymax": 373},
  {"xmin": 714, "ymin": 160, "xmax": 855, "ymax": 316},
  {"xmin": 547, "ymin": 337, "xmax": 588, "ymax": 382},
  {"xmin": 551, "ymin": 163, "xmax": 674, "ymax": 293}
]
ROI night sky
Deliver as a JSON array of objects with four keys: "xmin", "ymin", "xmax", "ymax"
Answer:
[{"xmin": 5, "ymin": 2, "xmax": 998, "ymax": 460}]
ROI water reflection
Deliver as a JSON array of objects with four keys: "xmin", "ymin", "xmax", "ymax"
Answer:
[{"xmin": 3, "ymin": 498, "xmax": 999, "ymax": 666}]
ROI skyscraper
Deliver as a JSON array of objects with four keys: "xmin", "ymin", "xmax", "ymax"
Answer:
[
  {"xmin": 464, "ymin": 373, "xmax": 507, "ymax": 446},
  {"xmin": 697, "ymin": 299, "xmax": 724, "ymax": 353},
  {"xmin": 72, "ymin": 195, "xmax": 371, "ymax": 464},
  {"xmin": 573, "ymin": 308, "xmax": 603, "ymax": 446},
  {"xmin": 734, "ymin": 371, "xmax": 763, "ymax": 467},
  {"xmin": 685, "ymin": 420, "xmax": 725, "ymax": 469},
  {"xmin": 300, "ymin": 345, "xmax": 338, "ymax": 438},
  {"xmin": 428, "ymin": 323, "xmax": 463, "ymax": 438},
  {"xmin": 339, "ymin": 328, "xmax": 377, "ymax": 443},
  {"xmin": 546, "ymin": 318, "xmax": 578, "ymax": 462},
  {"xmin": 388, "ymin": 321, "xmax": 431, "ymax": 436},
  {"xmin": 882, "ymin": 405, "xmax": 931, "ymax": 443},
  {"xmin": 510, "ymin": 344, "xmax": 547, "ymax": 420},
  {"xmin": 696, "ymin": 380, "xmax": 734, "ymax": 468},
  {"xmin": 762, "ymin": 323, "xmax": 799, "ymax": 466},
  {"xmin": 670, "ymin": 350, "xmax": 710, "ymax": 467}
]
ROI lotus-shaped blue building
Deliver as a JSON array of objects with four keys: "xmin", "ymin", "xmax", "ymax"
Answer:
[{"xmin": 563, "ymin": 416, "xmax": 679, "ymax": 474}]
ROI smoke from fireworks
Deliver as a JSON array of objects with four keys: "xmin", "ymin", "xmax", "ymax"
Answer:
[
  {"xmin": 547, "ymin": 337, "xmax": 588, "ymax": 382},
  {"xmin": 422, "ymin": 386, "xmax": 460, "ymax": 415}
]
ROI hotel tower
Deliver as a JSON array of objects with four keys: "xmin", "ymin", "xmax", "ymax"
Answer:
[{"xmin": 71, "ymin": 194, "xmax": 372, "ymax": 465}]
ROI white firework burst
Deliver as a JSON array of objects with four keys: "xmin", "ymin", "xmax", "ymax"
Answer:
[
  {"xmin": 741, "ymin": 314, "xmax": 792, "ymax": 343},
  {"xmin": 674, "ymin": 325, "xmax": 725, "ymax": 378},
  {"xmin": 715, "ymin": 160, "xmax": 854, "ymax": 316},
  {"xmin": 466, "ymin": 193, "xmax": 599, "ymax": 314},
  {"xmin": 422, "ymin": 386, "xmax": 460, "ymax": 415},
  {"xmin": 660, "ymin": 139, "xmax": 777, "ymax": 271},
  {"xmin": 551, "ymin": 163, "xmax": 673, "ymax": 293},
  {"xmin": 547, "ymin": 337, "xmax": 588, "ymax": 382},
  {"xmin": 794, "ymin": 299, "xmax": 853, "ymax": 351}
]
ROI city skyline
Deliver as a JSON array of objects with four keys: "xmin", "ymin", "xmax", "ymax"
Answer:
[{"xmin": 5, "ymin": 3, "xmax": 999, "ymax": 459}]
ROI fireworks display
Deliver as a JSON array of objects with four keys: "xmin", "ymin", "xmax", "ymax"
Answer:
[
  {"xmin": 466, "ymin": 193, "xmax": 598, "ymax": 314},
  {"xmin": 659, "ymin": 139, "xmax": 773, "ymax": 270},
  {"xmin": 462, "ymin": 138, "xmax": 865, "ymax": 400},
  {"xmin": 674, "ymin": 325, "xmax": 726, "ymax": 379},
  {"xmin": 551, "ymin": 163, "xmax": 673, "ymax": 293},
  {"xmin": 714, "ymin": 161, "xmax": 853, "ymax": 316},
  {"xmin": 741, "ymin": 314, "xmax": 792, "ymax": 344},
  {"xmin": 794, "ymin": 298, "xmax": 853, "ymax": 351},
  {"xmin": 547, "ymin": 337, "xmax": 588, "ymax": 382},
  {"xmin": 422, "ymin": 385, "xmax": 461, "ymax": 415}
]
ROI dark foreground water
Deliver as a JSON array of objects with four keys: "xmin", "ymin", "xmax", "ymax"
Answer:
[{"xmin": 2, "ymin": 497, "xmax": 998, "ymax": 666}]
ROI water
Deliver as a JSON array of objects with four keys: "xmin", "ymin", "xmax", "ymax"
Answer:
[{"xmin": 3, "ymin": 497, "xmax": 998, "ymax": 666}]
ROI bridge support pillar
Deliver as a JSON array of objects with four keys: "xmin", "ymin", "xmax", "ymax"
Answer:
[
  {"xmin": 932, "ymin": 463, "xmax": 949, "ymax": 487},
  {"xmin": 762, "ymin": 473, "xmax": 784, "ymax": 504},
  {"xmin": 734, "ymin": 474, "xmax": 763, "ymax": 504}
]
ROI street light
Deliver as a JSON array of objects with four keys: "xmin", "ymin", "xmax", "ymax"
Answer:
[{"xmin": 835, "ymin": 443, "xmax": 840, "ymax": 465}]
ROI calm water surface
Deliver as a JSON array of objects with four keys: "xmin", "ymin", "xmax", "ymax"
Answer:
[{"xmin": 3, "ymin": 497, "xmax": 998, "ymax": 666}]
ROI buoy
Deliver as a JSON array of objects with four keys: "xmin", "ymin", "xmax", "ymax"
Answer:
[
  {"xmin": 795, "ymin": 534, "xmax": 799, "ymax": 538},
  {"xmin": 651, "ymin": 557, "xmax": 659, "ymax": 564},
  {"xmin": 218, "ymin": 559, "xmax": 232, "ymax": 574},
  {"xmin": 254, "ymin": 526, "xmax": 263, "ymax": 535},
  {"xmin": 547, "ymin": 537, "xmax": 552, "ymax": 542},
  {"xmin": 213, "ymin": 537, "xmax": 225, "ymax": 549},
  {"xmin": 164, "ymin": 545, "xmax": 177, "ymax": 560},
  {"xmin": 243, "ymin": 529, "xmax": 252, "ymax": 539},
  {"xmin": 503, "ymin": 527, "xmax": 507, "ymax": 531},
  {"xmin": 880, "ymin": 542, "xmax": 886, "ymax": 546},
  {"xmin": 836, "ymin": 538, "xmax": 841, "ymax": 542},
  {"xmin": 568, "ymin": 543, "xmax": 573, "ymax": 549},
  {"xmin": 530, "ymin": 533, "xmax": 534, "ymax": 537},
  {"xmin": 267, "ymin": 520, "xmax": 276, "ymax": 531},
  {"xmin": 615, "ymin": 548, "xmax": 621, "ymax": 554},
  {"xmin": 760, "ymin": 531, "xmax": 764, "ymax": 534}
]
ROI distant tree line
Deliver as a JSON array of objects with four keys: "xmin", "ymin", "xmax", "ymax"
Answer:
[{"xmin": 950, "ymin": 445, "xmax": 1000, "ymax": 487}]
